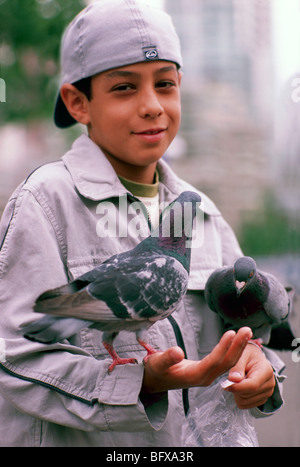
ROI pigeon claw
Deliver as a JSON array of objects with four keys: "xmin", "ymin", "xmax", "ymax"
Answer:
[
  {"xmin": 108, "ymin": 356, "xmax": 138, "ymax": 373},
  {"xmin": 103, "ymin": 341, "xmax": 138, "ymax": 373},
  {"xmin": 137, "ymin": 338, "xmax": 158, "ymax": 365}
]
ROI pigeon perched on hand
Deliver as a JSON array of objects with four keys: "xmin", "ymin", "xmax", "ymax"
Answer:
[
  {"xmin": 23, "ymin": 191, "xmax": 201, "ymax": 371},
  {"xmin": 204, "ymin": 256, "xmax": 291, "ymax": 346}
]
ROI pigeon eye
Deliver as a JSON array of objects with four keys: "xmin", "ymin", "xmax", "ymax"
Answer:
[{"xmin": 249, "ymin": 271, "xmax": 254, "ymax": 278}]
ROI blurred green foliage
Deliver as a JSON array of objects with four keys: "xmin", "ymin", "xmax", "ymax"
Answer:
[
  {"xmin": 0, "ymin": 0, "xmax": 86, "ymax": 122},
  {"xmin": 239, "ymin": 190, "xmax": 300, "ymax": 255}
]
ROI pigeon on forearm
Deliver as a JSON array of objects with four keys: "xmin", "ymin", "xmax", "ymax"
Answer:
[
  {"xmin": 23, "ymin": 191, "xmax": 201, "ymax": 371},
  {"xmin": 204, "ymin": 256, "xmax": 292, "ymax": 348}
]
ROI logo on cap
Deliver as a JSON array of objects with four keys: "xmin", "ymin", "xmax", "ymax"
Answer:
[{"xmin": 144, "ymin": 48, "xmax": 158, "ymax": 60}]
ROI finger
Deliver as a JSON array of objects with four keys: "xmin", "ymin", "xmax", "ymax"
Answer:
[
  {"xmin": 228, "ymin": 352, "xmax": 247, "ymax": 383},
  {"xmin": 234, "ymin": 392, "xmax": 271, "ymax": 410},
  {"xmin": 213, "ymin": 327, "xmax": 252, "ymax": 370},
  {"xmin": 226, "ymin": 350, "xmax": 275, "ymax": 410},
  {"xmin": 232, "ymin": 375, "xmax": 275, "ymax": 408},
  {"xmin": 146, "ymin": 346, "xmax": 185, "ymax": 372},
  {"xmin": 200, "ymin": 330, "xmax": 235, "ymax": 377},
  {"xmin": 227, "ymin": 339, "xmax": 265, "ymax": 384},
  {"xmin": 229, "ymin": 367, "xmax": 275, "ymax": 395},
  {"xmin": 200, "ymin": 327, "xmax": 252, "ymax": 385}
]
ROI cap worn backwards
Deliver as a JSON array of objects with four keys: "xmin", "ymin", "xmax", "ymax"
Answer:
[{"xmin": 54, "ymin": 0, "xmax": 183, "ymax": 128}]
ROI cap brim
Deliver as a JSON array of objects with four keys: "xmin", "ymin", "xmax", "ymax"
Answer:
[{"xmin": 54, "ymin": 93, "xmax": 77, "ymax": 128}]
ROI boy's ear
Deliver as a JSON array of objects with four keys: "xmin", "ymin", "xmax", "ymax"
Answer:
[
  {"xmin": 178, "ymin": 70, "xmax": 183, "ymax": 86},
  {"xmin": 60, "ymin": 84, "xmax": 91, "ymax": 126}
]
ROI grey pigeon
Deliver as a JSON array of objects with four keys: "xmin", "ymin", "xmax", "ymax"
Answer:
[
  {"xmin": 204, "ymin": 256, "xmax": 291, "ymax": 345},
  {"xmin": 23, "ymin": 191, "xmax": 201, "ymax": 371}
]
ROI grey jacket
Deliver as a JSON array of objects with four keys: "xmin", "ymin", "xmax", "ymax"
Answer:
[{"xmin": 0, "ymin": 134, "xmax": 285, "ymax": 447}]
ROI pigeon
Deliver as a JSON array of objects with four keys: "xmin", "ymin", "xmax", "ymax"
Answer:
[
  {"xmin": 23, "ymin": 191, "xmax": 201, "ymax": 371},
  {"xmin": 204, "ymin": 256, "xmax": 291, "ymax": 346}
]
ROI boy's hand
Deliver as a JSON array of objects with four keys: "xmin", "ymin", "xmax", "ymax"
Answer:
[
  {"xmin": 224, "ymin": 343, "xmax": 275, "ymax": 409},
  {"xmin": 141, "ymin": 327, "xmax": 253, "ymax": 394}
]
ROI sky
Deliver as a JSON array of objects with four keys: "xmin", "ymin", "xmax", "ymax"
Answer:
[{"xmin": 272, "ymin": 0, "xmax": 300, "ymax": 87}]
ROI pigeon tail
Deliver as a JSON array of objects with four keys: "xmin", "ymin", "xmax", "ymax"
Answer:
[{"xmin": 23, "ymin": 315, "xmax": 93, "ymax": 344}]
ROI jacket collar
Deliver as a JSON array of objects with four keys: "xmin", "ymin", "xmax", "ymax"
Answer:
[{"xmin": 62, "ymin": 133, "xmax": 220, "ymax": 216}]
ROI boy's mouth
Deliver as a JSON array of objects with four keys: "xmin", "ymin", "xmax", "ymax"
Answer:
[
  {"xmin": 134, "ymin": 128, "xmax": 166, "ymax": 144},
  {"xmin": 135, "ymin": 128, "xmax": 165, "ymax": 135},
  {"xmin": 133, "ymin": 128, "xmax": 166, "ymax": 143}
]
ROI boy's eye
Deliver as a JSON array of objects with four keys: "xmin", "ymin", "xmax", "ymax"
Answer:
[
  {"xmin": 110, "ymin": 80, "xmax": 176, "ymax": 93},
  {"xmin": 112, "ymin": 84, "xmax": 134, "ymax": 92},
  {"xmin": 156, "ymin": 81, "xmax": 175, "ymax": 89}
]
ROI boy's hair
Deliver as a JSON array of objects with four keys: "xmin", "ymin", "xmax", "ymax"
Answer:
[
  {"xmin": 73, "ymin": 77, "xmax": 92, "ymax": 101},
  {"xmin": 54, "ymin": 0, "xmax": 182, "ymax": 129}
]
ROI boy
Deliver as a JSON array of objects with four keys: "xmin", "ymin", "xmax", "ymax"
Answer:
[{"xmin": 0, "ymin": 0, "xmax": 285, "ymax": 447}]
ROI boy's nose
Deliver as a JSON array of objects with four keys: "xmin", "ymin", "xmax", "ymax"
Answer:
[{"xmin": 138, "ymin": 89, "xmax": 164, "ymax": 119}]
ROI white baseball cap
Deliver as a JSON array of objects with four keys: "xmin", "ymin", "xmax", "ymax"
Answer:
[{"xmin": 54, "ymin": 0, "xmax": 183, "ymax": 128}]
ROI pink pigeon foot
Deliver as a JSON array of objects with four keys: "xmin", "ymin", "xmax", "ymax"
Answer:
[
  {"xmin": 103, "ymin": 342, "xmax": 138, "ymax": 373},
  {"xmin": 137, "ymin": 338, "xmax": 158, "ymax": 364}
]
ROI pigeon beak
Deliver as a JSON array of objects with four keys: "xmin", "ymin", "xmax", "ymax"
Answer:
[{"xmin": 235, "ymin": 280, "xmax": 246, "ymax": 296}]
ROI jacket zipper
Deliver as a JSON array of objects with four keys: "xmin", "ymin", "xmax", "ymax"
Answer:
[
  {"xmin": 0, "ymin": 362, "xmax": 97, "ymax": 405},
  {"xmin": 167, "ymin": 316, "xmax": 190, "ymax": 416},
  {"xmin": 129, "ymin": 194, "xmax": 190, "ymax": 416}
]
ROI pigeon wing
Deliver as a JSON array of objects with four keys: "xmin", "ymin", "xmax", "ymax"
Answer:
[
  {"xmin": 89, "ymin": 254, "xmax": 188, "ymax": 321},
  {"xmin": 260, "ymin": 271, "xmax": 290, "ymax": 323},
  {"xmin": 204, "ymin": 267, "xmax": 225, "ymax": 312},
  {"xmin": 114, "ymin": 255, "xmax": 189, "ymax": 320},
  {"xmin": 204, "ymin": 267, "xmax": 236, "ymax": 316}
]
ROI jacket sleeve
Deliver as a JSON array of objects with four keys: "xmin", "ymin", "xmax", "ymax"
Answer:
[
  {"xmin": 218, "ymin": 215, "xmax": 286, "ymax": 416},
  {"xmin": 0, "ymin": 187, "xmax": 167, "ymax": 432}
]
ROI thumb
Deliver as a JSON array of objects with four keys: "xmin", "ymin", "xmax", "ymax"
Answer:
[
  {"xmin": 228, "ymin": 352, "xmax": 247, "ymax": 383},
  {"xmin": 154, "ymin": 346, "xmax": 185, "ymax": 372},
  {"xmin": 141, "ymin": 346, "xmax": 186, "ymax": 394}
]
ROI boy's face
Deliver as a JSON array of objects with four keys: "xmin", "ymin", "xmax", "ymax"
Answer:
[{"xmin": 85, "ymin": 61, "xmax": 182, "ymax": 182}]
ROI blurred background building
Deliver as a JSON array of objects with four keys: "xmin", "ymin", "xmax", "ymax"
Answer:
[
  {"xmin": 0, "ymin": 0, "xmax": 300, "ymax": 446},
  {"xmin": 165, "ymin": 0, "xmax": 274, "ymax": 230}
]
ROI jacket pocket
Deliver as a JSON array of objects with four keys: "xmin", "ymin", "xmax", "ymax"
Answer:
[{"xmin": 67, "ymin": 256, "xmax": 106, "ymax": 281}]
